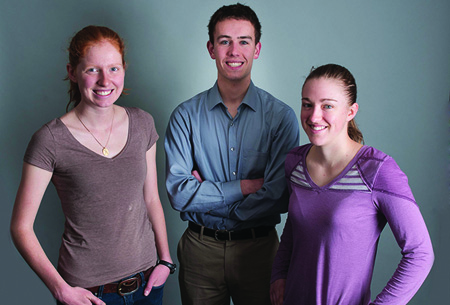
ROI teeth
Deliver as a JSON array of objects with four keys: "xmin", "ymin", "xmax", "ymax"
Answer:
[
  {"xmin": 228, "ymin": 62, "xmax": 242, "ymax": 67},
  {"xmin": 95, "ymin": 90, "xmax": 112, "ymax": 96},
  {"xmin": 311, "ymin": 126, "xmax": 326, "ymax": 131}
]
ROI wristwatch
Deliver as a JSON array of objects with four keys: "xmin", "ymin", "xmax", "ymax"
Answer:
[{"xmin": 157, "ymin": 260, "xmax": 177, "ymax": 274}]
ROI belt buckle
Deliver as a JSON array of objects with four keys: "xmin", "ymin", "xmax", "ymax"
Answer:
[
  {"xmin": 117, "ymin": 277, "xmax": 139, "ymax": 296},
  {"xmin": 214, "ymin": 229, "xmax": 231, "ymax": 241}
]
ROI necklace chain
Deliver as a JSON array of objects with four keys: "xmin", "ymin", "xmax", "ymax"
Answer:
[{"xmin": 75, "ymin": 107, "xmax": 115, "ymax": 156}]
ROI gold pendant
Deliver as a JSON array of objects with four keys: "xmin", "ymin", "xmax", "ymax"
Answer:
[{"xmin": 102, "ymin": 147, "xmax": 109, "ymax": 156}]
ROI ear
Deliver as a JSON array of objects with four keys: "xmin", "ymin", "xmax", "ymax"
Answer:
[
  {"xmin": 207, "ymin": 41, "xmax": 216, "ymax": 60},
  {"xmin": 254, "ymin": 42, "xmax": 261, "ymax": 59},
  {"xmin": 67, "ymin": 64, "xmax": 77, "ymax": 83},
  {"xmin": 347, "ymin": 103, "xmax": 359, "ymax": 121}
]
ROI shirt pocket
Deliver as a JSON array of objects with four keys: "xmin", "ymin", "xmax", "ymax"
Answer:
[{"xmin": 241, "ymin": 150, "xmax": 269, "ymax": 179}]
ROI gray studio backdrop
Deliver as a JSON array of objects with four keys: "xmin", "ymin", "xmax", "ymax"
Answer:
[{"xmin": 1, "ymin": 0, "xmax": 449, "ymax": 304}]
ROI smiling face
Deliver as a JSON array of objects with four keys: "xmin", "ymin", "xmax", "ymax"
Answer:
[
  {"xmin": 301, "ymin": 77, "xmax": 358, "ymax": 147},
  {"xmin": 207, "ymin": 18, "xmax": 261, "ymax": 85},
  {"xmin": 67, "ymin": 40, "xmax": 125, "ymax": 109}
]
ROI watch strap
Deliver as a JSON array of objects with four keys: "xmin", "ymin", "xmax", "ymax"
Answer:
[{"xmin": 158, "ymin": 260, "xmax": 177, "ymax": 274}]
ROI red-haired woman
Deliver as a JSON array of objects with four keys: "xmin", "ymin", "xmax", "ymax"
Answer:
[{"xmin": 10, "ymin": 26, "xmax": 174, "ymax": 305}]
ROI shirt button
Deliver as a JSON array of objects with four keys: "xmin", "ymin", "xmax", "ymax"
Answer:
[
  {"xmin": 232, "ymin": 171, "xmax": 236, "ymax": 176},
  {"xmin": 230, "ymin": 147, "xmax": 235, "ymax": 151}
]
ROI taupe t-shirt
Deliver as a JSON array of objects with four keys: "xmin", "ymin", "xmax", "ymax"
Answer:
[{"xmin": 24, "ymin": 107, "xmax": 158, "ymax": 287}]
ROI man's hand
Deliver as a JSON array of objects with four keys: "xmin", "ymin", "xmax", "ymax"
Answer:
[
  {"xmin": 192, "ymin": 170, "xmax": 203, "ymax": 183},
  {"xmin": 193, "ymin": 170, "xmax": 264, "ymax": 196},
  {"xmin": 240, "ymin": 178, "xmax": 264, "ymax": 196}
]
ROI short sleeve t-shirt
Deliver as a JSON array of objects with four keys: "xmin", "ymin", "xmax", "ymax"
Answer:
[{"xmin": 24, "ymin": 107, "xmax": 159, "ymax": 287}]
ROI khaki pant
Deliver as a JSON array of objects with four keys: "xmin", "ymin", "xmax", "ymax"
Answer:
[{"xmin": 177, "ymin": 226, "xmax": 279, "ymax": 305}]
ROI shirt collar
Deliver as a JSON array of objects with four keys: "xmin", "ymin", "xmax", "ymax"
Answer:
[{"xmin": 207, "ymin": 81, "xmax": 258, "ymax": 112}]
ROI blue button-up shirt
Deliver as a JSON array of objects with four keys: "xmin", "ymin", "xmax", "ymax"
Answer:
[{"xmin": 165, "ymin": 82, "xmax": 299, "ymax": 230}]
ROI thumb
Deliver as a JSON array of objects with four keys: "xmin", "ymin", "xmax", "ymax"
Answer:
[{"xmin": 144, "ymin": 278, "xmax": 155, "ymax": 296}]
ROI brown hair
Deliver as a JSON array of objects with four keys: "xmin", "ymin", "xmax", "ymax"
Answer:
[
  {"xmin": 65, "ymin": 25, "xmax": 126, "ymax": 111},
  {"xmin": 303, "ymin": 64, "xmax": 364, "ymax": 144},
  {"xmin": 208, "ymin": 3, "xmax": 262, "ymax": 44}
]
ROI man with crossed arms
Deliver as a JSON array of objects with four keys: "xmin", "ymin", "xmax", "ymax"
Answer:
[{"xmin": 165, "ymin": 4, "xmax": 299, "ymax": 305}]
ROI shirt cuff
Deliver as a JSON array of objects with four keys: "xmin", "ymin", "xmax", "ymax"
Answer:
[{"xmin": 222, "ymin": 180, "xmax": 244, "ymax": 205}]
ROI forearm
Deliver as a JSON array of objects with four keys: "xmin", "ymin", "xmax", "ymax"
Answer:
[
  {"xmin": 227, "ymin": 175, "xmax": 290, "ymax": 221},
  {"xmin": 10, "ymin": 225, "xmax": 70, "ymax": 299},
  {"xmin": 271, "ymin": 216, "xmax": 293, "ymax": 282},
  {"xmin": 146, "ymin": 199, "xmax": 172, "ymax": 262},
  {"xmin": 10, "ymin": 163, "xmax": 70, "ymax": 299},
  {"xmin": 165, "ymin": 107, "xmax": 245, "ymax": 212},
  {"xmin": 166, "ymin": 170, "xmax": 243, "ymax": 213},
  {"xmin": 371, "ymin": 234, "xmax": 434, "ymax": 303},
  {"xmin": 373, "ymin": 192, "xmax": 434, "ymax": 303},
  {"xmin": 143, "ymin": 203, "xmax": 172, "ymax": 295}
]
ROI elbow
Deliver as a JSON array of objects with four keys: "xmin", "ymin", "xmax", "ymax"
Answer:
[
  {"xmin": 426, "ymin": 248, "xmax": 435, "ymax": 272},
  {"xmin": 168, "ymin": 196, "xmax": 185, "ymax": 212},
  {"xmin": 422, "ymin": 238, "xmax": 435, "ymax": 272},
  {"xmin": 167, "ymin": 190, "xmax": 191, "ymax": 213},
  {"xmin": 10, "ymin": 218, "xmax": 21, "ymax": 244},
  {"xmin": 10, "ymin": 215, "xmax": 35, "ymax": 247},
  {"xmin": 10, "ymin": 222, "xmax": 28, "ymax": 249}
]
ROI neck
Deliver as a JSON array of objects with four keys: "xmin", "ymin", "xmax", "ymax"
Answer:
[
  {"xmin": 75, "ymin": 103, "xmax": 116, "ymax": 127},
  {"xmin": 309, "ymin": 137, "xmax": 362, "ymax": 167},
  {"xmin": 217, "ymin": 76, "xmax": 251, "ymax": 106}
]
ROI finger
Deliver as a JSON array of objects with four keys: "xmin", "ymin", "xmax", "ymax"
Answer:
[
  {"xmin": 89, "ymin": 295, "xmax": 105, "ymax": 305},
  {"xmin": 192, "ymin": 170, "xmax": 203, "ymax": 182},
  {"xmin": 144, "ymin": 280, "xmax": 154, "ymax": 296},
  {"xmin": 270, "ymin": 292, "xmax": 278, "ymax": 305}
]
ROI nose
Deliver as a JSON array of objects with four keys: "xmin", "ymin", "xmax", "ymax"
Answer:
[
  {"xmin": 309, "ymin": 105, "xmax": 322, "ymax": 123},
  {"xmin": 97, "ymin": 70, "xmax": 111, "ymax": 86},
  {"xmin": 227, "ymin": 41, "xmax": 239, "ymax": 56}
]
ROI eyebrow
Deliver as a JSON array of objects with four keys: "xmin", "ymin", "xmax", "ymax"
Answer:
[
  {"xmin": 217, "ymin": 35, "xmax": 253, "ymax": 41},
  {"xmin": 301, "ymin": 97, "xmax": 338, "ymax": 102}
]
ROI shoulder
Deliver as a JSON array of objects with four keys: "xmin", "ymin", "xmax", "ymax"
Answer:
[
  {"xmin": 175, "ymin": 89, "xmax": 210, "ymax": 112},
  {"xmin": 285, "ymin": 144, "xmax": 311, "ymax": 175},
  {"xmin": 124, "ymin": 107, "xmax": 159, "ymax": 149},
  {"xmin": 125, "ymin": 106, "xmax": 156, "ymax": 128},
  {"xmin": 254, "ymin": 85, "xmax": 294, "ymax": 112},
  {"xmin": 357, "ymin": 146, "xmax": 414, "ymax": 200},
  {"xmin": 30, "ymin": 118, "xmax": 62, "ymax": 142},
  {"xmin": 125, "ymin": 106, "xmax": 153, "ymax": 120},
  {"xmin": 287, "ymin": 144, "xmax": 310, "ymax": 159},
  {"xmin": 253, "ymin": 86, "xmax": 297, "ymax": 127},
  {"xmin": 24, "ymin": 118, "xmax": 61, "ymax": 171},
  {"xmin": 167, "ymin": 88, "xmax": 212, "ymax": 127}
]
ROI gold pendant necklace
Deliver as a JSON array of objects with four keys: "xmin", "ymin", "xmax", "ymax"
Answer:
[{"xmin": 75, "ymin": 107, "xmax": 115, "ymax": 156}]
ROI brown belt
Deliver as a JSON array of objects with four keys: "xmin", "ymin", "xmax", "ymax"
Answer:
[
  {"xmin": 86, "ymin": 267, "xmax": 154, "ymax": 296},
  {"xmin": 188, "ymin": 221, "xmax": 274, "ymax": 241}
]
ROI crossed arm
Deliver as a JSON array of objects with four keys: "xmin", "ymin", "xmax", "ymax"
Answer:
[
  {"xmin": 192, "ymin": 169, "xmax": 264, "ymax": 196},
  {"xmin": 165, "ymin": 107, "xmax": 299, "ymax": 222}
]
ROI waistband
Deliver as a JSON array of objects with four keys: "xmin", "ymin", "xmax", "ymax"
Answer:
[
  {"xmin": 188, "ymin": 221, "xmax": 274, "ymax": 241},
  {"xmin": 86, "ymin": 266, "xmax": 154, "ymax": 296}
]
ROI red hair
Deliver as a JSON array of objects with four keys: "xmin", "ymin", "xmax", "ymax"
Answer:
[{"xmin": 66, "ymin": 25, "xmax": 126, "ymax": 111}]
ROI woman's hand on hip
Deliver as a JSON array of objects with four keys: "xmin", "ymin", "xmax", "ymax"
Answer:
[
  {"xmin": 270, "ymin": 279, "xmax": 286, "ymax": 305},
  {"xmin": 56, "ymin": 286, "xmax": 105, "ymax": 305}
]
